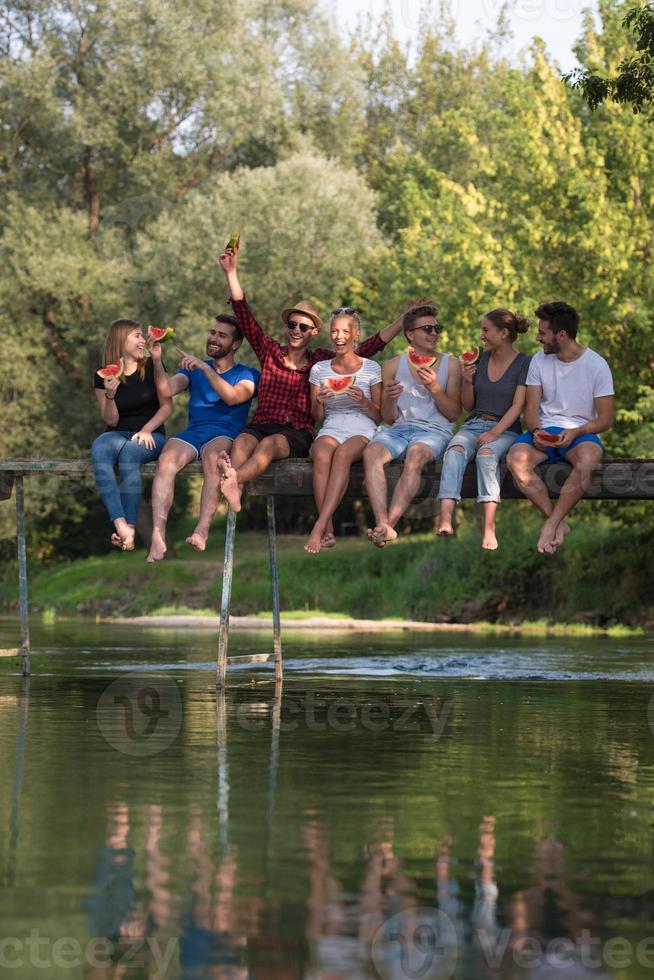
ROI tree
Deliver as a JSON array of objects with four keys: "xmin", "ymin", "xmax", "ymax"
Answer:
[{"xmin": 565, "ymin": 1, "xmax": 654, "ymax": 113}]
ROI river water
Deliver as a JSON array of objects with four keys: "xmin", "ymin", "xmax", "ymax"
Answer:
[{"xmin": 1, "ymin": 620, "xmax": 654, "ymax": 979}]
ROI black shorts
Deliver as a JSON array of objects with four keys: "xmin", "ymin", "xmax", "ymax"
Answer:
[{"xmin": 239, "ymin": 422, "xmax": 313, "ymax": 458}]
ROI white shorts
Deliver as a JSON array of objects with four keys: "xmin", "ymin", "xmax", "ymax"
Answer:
[{"xmin": 314, "ymin": 414, "xmax": 377, "ymax": 446}]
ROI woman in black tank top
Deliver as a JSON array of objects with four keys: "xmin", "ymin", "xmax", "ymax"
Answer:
[{"xmin": 91, "ymin": 319, "xmax": 172, "ymax": 551}]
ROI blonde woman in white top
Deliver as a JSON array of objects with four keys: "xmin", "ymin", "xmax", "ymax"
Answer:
[{"xmin": 305, "ymin": 309, "xmax": 382, "ymax": 554}]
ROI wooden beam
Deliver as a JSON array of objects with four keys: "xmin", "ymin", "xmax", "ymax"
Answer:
[{"xmin": 1, "ymin": 458, "xmax": 654, "ymax": 499}]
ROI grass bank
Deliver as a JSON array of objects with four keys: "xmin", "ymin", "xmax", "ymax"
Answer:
[{"xmin": 0, "ymin": 511, "xmax": 651, "ymax": 631}]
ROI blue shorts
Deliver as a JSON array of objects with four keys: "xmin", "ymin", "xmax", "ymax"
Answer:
[
  {"xmin": 368, "ymin": 422, "xmax": 451, "ymax": 462},
  {"xmin": 511, "ymin": 426, "xmax": 603, "ymax": 462},
  {"xmin": 169, "ymin": 423, "xmax": 235, "ymax": 459}
]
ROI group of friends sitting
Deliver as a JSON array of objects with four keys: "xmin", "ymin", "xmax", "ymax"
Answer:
[{"xmin": 91, "ymin": 245, "xmax": 614, "ymax": 560}]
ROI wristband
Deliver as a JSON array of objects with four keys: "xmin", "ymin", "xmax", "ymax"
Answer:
[{"xmin": 104, "ymin": 392, "xmax": 116, "ymax": 401}]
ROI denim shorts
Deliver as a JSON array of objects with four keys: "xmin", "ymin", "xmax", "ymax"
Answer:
[
  {"xmin": 169, "ymin": 423, "xmax": 235, "ymax": 458},
  {"xmin": 368, "ymin": 422, "xmax": 451, "ymax": 461},
  {"xmin": 511, "ymin": 426, "xmax": 603, "ymax": 462}
]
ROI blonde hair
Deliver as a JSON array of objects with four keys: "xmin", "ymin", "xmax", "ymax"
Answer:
[{"xmin": 103, "ymin": 319, "xmax": 145, "ymax": 380}]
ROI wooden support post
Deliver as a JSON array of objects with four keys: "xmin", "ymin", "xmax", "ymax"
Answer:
[
  {"xmin": 15, "ymin": 476, "xmax": 30, "ymax": 676},
  {"xmin": 267, "ymin": 496, "xmax": 283, "ymax": 685},
  {"xmin": 216, "ymin": 691, "xmax": 229, "ymax": 852},
  {"xmin": 216, "ymin": 508, "xmax": 237, "ymax": 691}
]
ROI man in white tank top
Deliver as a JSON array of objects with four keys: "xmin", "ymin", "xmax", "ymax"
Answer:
[{"xmin": 363, "ymin": 305, "xmax": 462, "ymax": 547}]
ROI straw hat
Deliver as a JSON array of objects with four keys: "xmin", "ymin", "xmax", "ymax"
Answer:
[{"xmin": 281, "ymin": 300, "xmax": 323, "ymax": 332}]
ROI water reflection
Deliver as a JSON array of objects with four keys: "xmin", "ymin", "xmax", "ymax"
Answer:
[{"xmin": 3, "ymin": 632, "xmax": 654, "ymax": 978}]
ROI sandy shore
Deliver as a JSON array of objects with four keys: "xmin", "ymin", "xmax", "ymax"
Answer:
[{"xmin": 114, "ymin": 614, "xmax": 476, "ymax": 632}]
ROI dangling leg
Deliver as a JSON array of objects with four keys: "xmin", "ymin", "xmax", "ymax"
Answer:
[
  {"xmin": 187, "ymin": 437, "xmax": 233, "ymax": 551},
  {"xmin": 305, "ymin": 437, "xmax": 368, "ymax": 554}
]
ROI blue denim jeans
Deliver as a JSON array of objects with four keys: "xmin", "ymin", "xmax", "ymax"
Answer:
[
  {"xmin": 437, "ymin": 419, "xmax": 518, "ymax": 503},
  {"xmin": 91, "ymin": 430, "xmax": 166, "ymax": 526}
]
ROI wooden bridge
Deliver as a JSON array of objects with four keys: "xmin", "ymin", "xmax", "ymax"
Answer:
[{"xmin": 2, "ymin": 457, "xmax": 652, "ymax": 684}]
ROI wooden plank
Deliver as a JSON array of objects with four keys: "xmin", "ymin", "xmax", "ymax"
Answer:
[
  {"xmin": 247, "ymin": 458, "xmax": 654, "ymax": 500},
  {"xmin": 1, "ymin": 457, "xmax": 654, "ymax": 499},
  {"xmin": 0, "ymin": 459, "xmax": 203, "ymax": 477}
]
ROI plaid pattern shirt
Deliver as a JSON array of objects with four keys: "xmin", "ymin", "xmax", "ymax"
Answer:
[{"xmin": 231, "ymin": 296, "xmax": 386, "ymax": 435}]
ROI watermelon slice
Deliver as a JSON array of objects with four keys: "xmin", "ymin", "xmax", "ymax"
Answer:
[
  {"xmin": 407, "ymin": 348, "xmax": 437, "ymax": 369},
  {"xmin": 97, "ymin": 358, "xmax": 125, "ymax": 380},
  {"xmin": 148, "ymin": 325, "xmax": 175, "ymax": 343},
  {"xmin": 535, "ymin": 430, "xmax": 564, "ymax": 445},
  {"xmin": 226, "ymin": 231, "xmax": 241, "ymax": 253},
  {"xmin": 460, "ymin": 347, "xmax": 481, "ymax": 366},
  {"xmin": 325, "ymin": 375, "xmax": 356, "ymax": 393}
]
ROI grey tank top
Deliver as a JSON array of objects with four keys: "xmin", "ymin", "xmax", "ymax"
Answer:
[{"xmin": 395, "ymin": 354, "xmax": 454, "ymax": 435}]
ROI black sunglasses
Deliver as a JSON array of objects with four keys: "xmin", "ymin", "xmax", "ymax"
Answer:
[
  {"xmin": 286, "ymin": 320, "xmax": 312, "ymax": 333},
  {"xmin": 408, "ymin": 323, "xmax": 443, "ymax": 335},
  {"xmin": 332, "ymin": 307, "xmax": 357, "ymax": 316}
]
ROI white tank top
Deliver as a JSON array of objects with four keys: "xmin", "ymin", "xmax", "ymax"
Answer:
[{"xmin": 395, "ymin": 353, "xmax": 454, "ymax": 435}]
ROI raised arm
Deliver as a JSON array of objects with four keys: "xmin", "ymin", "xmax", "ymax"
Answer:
[
  {"xmin": 219, "ymin": 247, "xmax": 274, "ymax": 364},
  {"xmin": 356, "ymin": 297, "xmax": 434, "ymax": 357},
  {"xmin": 176, "ymin": 348, "xmax": 256, "ymax": 406},
  {"xmin": 148, "ymin": 339, "xmax": 189, "ymax": 397}
]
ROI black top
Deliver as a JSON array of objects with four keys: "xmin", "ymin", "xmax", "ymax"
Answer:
[
  {"xmin": 94, "ymin": 358, "xmax": 165, "ymax": 435},
  {"xmin": 468, "ymin": 351, "xmax": 531, "ymax": 434}
]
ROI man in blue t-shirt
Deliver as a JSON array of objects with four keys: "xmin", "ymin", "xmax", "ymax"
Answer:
[{"xmin": 147, "ymin": 314, "xmax": 260, "ymax": 561}]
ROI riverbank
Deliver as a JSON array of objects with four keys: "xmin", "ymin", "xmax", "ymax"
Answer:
[{"xmin": 1, "ymin": 512, "xmax": 651, "ymax": 630}]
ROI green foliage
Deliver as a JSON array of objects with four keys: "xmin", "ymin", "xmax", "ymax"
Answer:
[
  {"xmin": 565, "ymin": 2, "xmax": 654, "ymax": 112},
  {"xmin": 2, "ymin": 0, "xmax": 654, "ymax": 565}
]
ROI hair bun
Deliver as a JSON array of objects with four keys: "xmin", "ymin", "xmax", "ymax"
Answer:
[{"xmin": 513, "ymin": 312, "xmax": 532, "ymax": 335}]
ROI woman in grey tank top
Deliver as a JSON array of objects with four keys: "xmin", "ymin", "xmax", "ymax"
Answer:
[{"xmin": 437, "ymin": 309, "xmax": 532, "ymax": 550}]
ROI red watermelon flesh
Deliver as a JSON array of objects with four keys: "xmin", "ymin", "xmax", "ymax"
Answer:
[
  {"xmin": 97, "ymin": 358, "xmax": 125, "ymax": 380},
  {"xmin": 148, "ymin": 325, "xmax": 175, "ymax": 343},
  {"xmin": 460, "ymin": 347, "xmax": 480, "ymax": 366},
  {"xmin": 326, "ymin": 375, "xmax": 356, "ymax": 393},
  {"xmin": 407, "ymin": 348, "xmax": 437, "ymax": 368},
  {"xmin": 536, "ymin": 430, "xmax": 564, "ymax": 445}
]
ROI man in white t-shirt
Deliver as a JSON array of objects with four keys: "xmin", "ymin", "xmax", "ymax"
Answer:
[{"xmin": 507, "ymin": 301, "xmax": 614, "ymax": 555}]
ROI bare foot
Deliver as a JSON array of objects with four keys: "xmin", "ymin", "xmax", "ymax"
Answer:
[
  {"xmin": 220, "ymin": 467, "xmax": 242, "ymax": 512},
  {"xmin": 482, "ymin": 531, "xmax": 498, "ymax": 551},
  {"xmin": 186, "ymin": 529, "xmax": 208, "ymax": 552},
  {"xmin": 147, "ymin": 528, "xmax": 167, "ymax": 562},
  {"xmin": 304, "ymin": 527, "xmax": 323, "ymax": 554},
  {"xmin": 114, "ymin": 520, "xmax": 135, "ymax": 551},
  {"xmin": 437, "ymin": 521, "xmax": 454, "ymax": 537},
  {"xmin": 537, "ymin": 520, "xmax": 558, "ymax": 555},
  {"xmin": 321, "ymin": 533, "xmax": 336, "ymax": 549},
  {"xmin": 217, "ymin": 450, "xmax": 231, "ymax": 475},
  {"xmin": 553, "ymin": 520, "xmax": 571, "ymax": 549},
  {"xmin": 369, "ymin": 524, "xmax": 397, "ymax": 549}
]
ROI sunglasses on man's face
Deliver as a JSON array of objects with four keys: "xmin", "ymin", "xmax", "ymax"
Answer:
[
  {"xmin": 287, "ymin": 320, "xmax": 313, "ymax": 333},
  {"xmin": 409, "ymin": 323, "xmax": 443, "ymax": 335}
]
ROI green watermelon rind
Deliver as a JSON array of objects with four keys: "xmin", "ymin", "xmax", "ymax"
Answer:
[
  {"xmin": 460, "ymin": 347, "xmax": 481, "ymax": 366},
  {"xmin": 97, "ymin": 357, "xmax": 125, "ymax": 380},
  {"xmin": 407, "ymin": 348, "xmax": 437, "ymax": 368},
  {"xmin": 148, "ymin": 325, "xmax": 175, "ymax": 343}
]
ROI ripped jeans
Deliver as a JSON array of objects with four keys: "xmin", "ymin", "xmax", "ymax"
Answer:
[{"xmin": 437, "ymin": 419, "xmax": 518, "ymax": 503}]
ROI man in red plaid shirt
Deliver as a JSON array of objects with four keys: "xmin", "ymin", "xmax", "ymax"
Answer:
[{"xmin": 217, "ymin": 246, "xmax": 426, "ymax": 512}]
